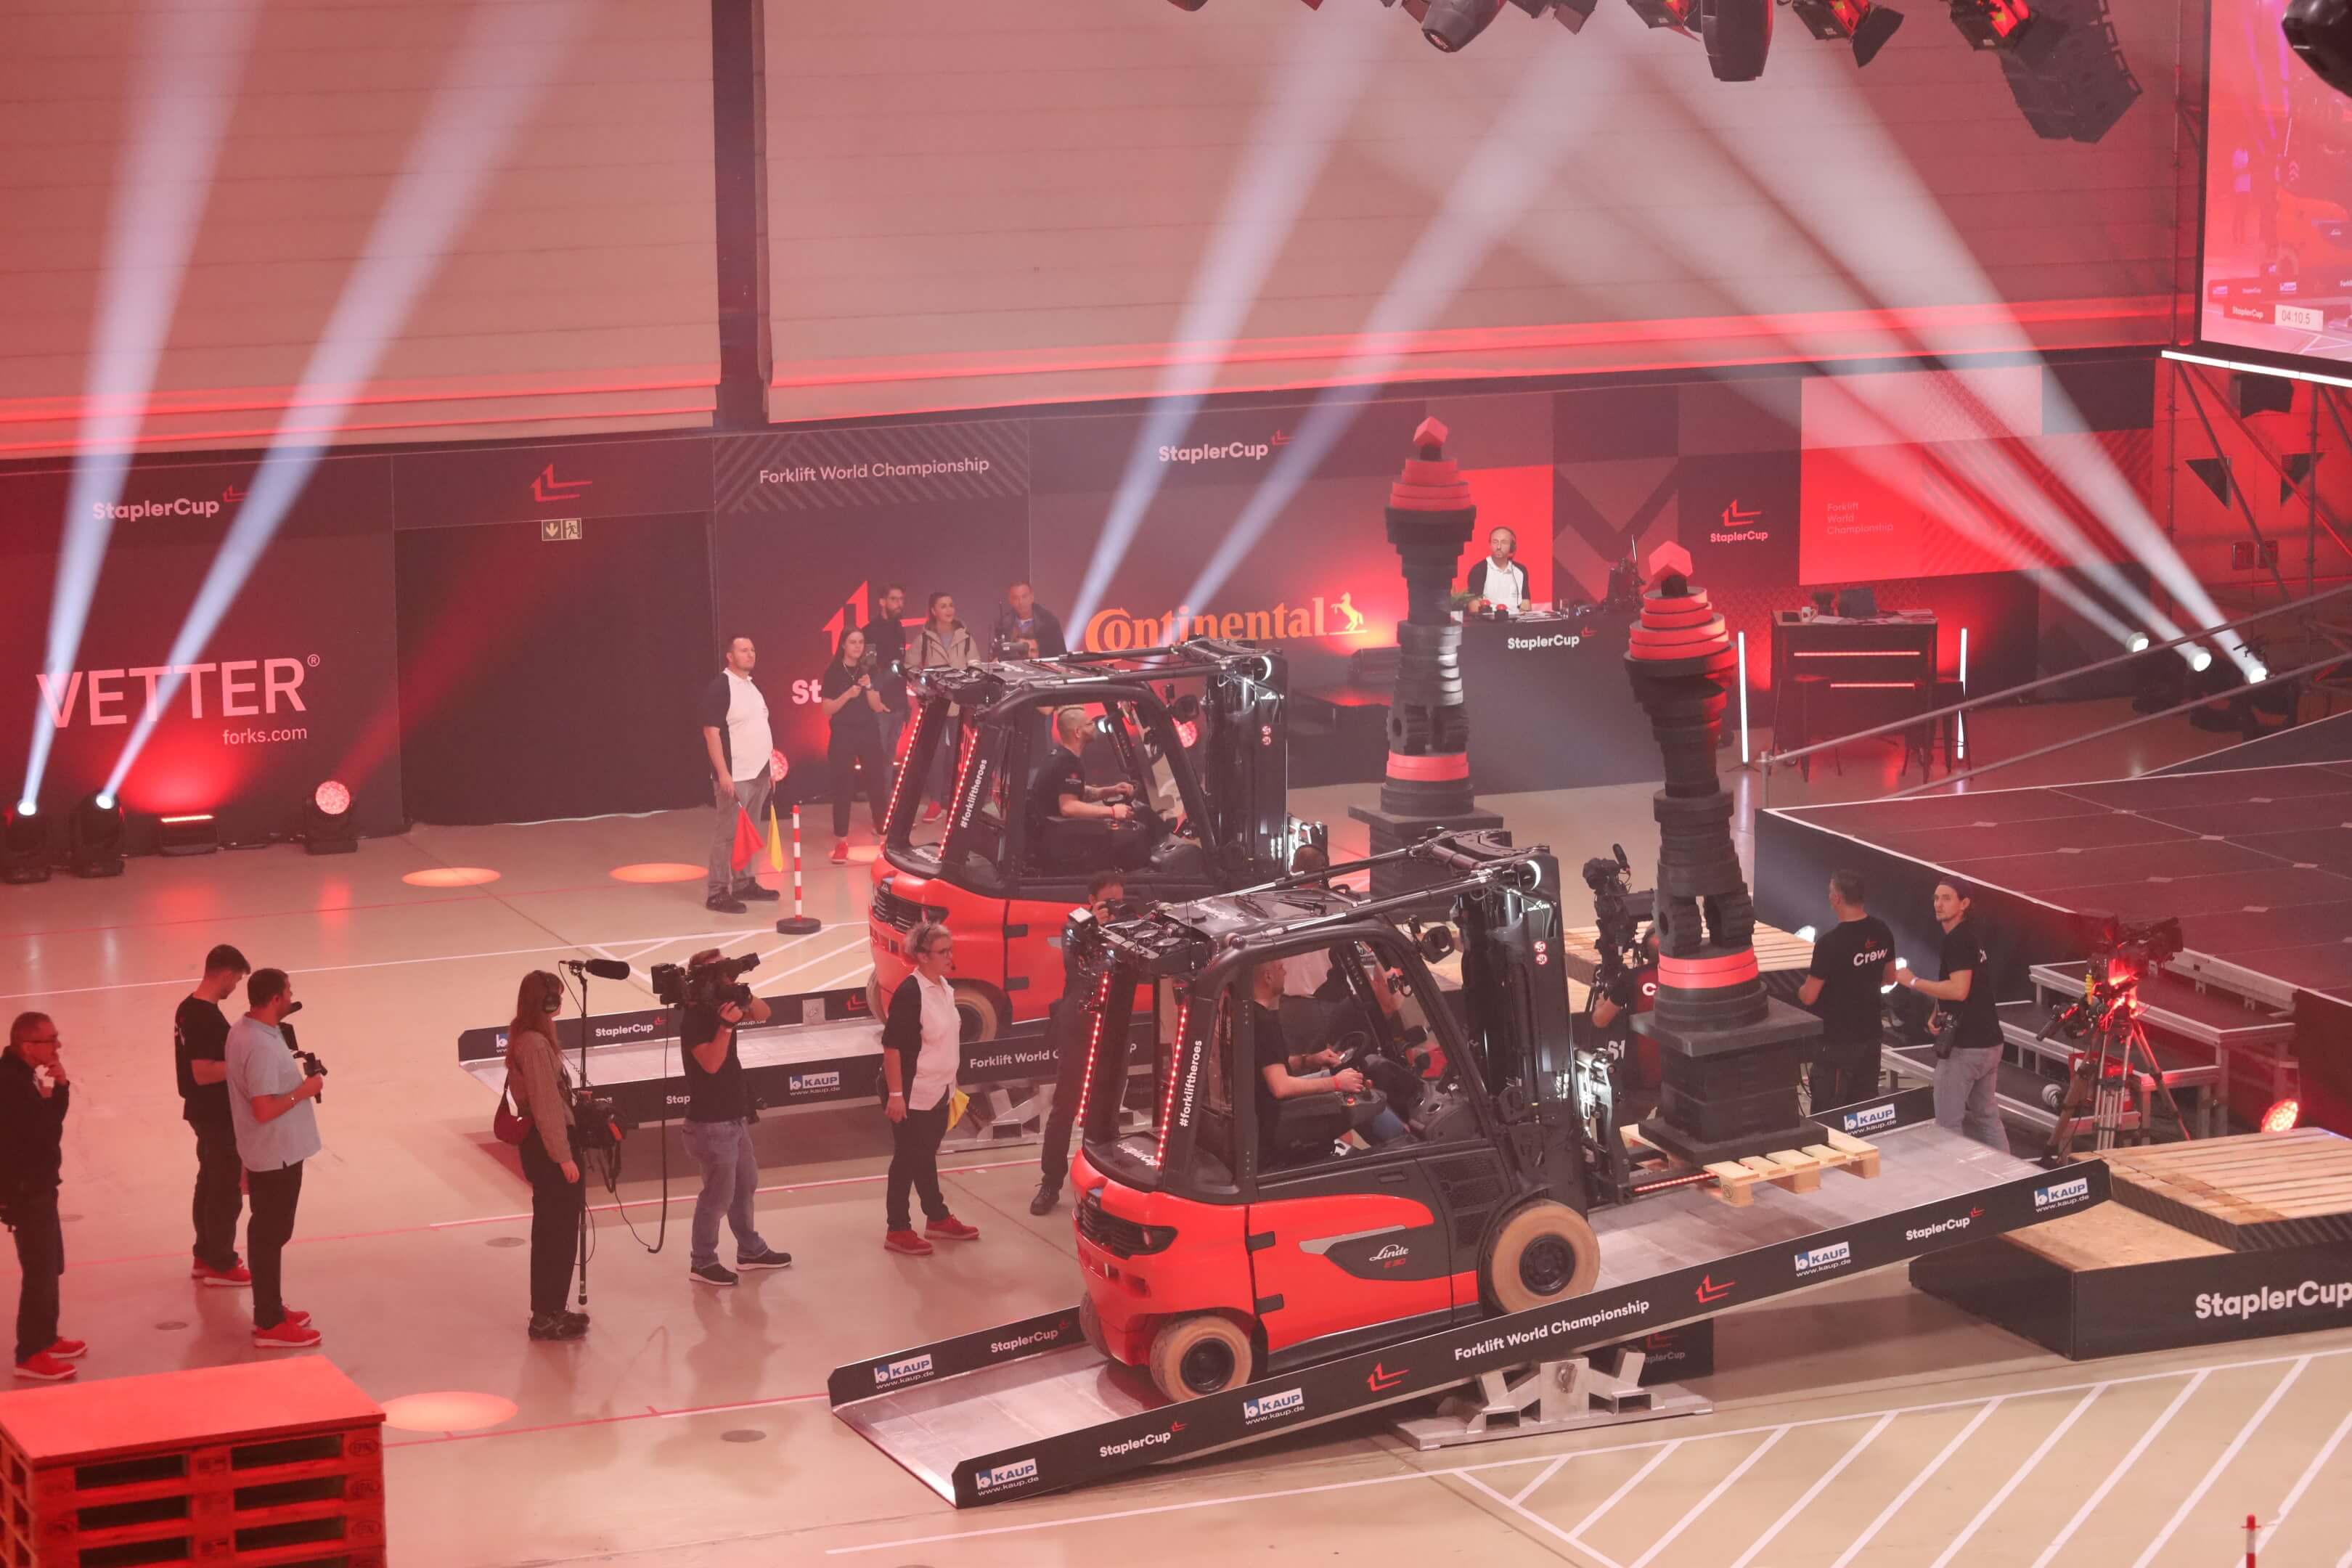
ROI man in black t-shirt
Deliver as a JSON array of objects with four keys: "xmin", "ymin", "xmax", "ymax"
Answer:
[
  {"xmin": 1025, "ymin": 706, "xmax": 1140, "ymax": 871},
  {"xmin": 866, "ymin": 583, "xmax": 911, "ymax": 761},
  {"xmin": 1031, "ymin": 872, "xmax": 1129, "ymax": 1215},
  {"xmin": 1799, "ymin": 872, "xmax": 1895, "ymax": 1112},
  {"xmin": 678, "ymin": 957, "xmax": 788, "ymax": 1287},
  {"xmin": 1895, "ymin": 879, "xmax": 2008, "ymax": 1150},
  {"xmin": 176, "ymin": 944, "xmax": 251, "ymax": 1286}
]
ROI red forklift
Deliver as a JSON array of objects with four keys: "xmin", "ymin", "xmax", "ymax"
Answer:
[
  {"xmin": 1060, "ymin": 830, "xmax": 1669, "ymax": 1402},
  {"xmin": 866, "ymin": 640, "xmax": 1320, "ymax": 1040}
]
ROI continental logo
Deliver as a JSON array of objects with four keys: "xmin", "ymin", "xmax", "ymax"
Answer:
[
  {"xmin": 873, "ymin": 1353, "xmax": 934, "ymax": 1387},
  {"xmin": 1083, "ymin": 594, "xmax": 1369, "ymax": 651},
  {"xmin": 2034, "ymin": 1175, "xmax": 2091, "ymax": 1212},
  {"xmin": 975, "ymin": 1456, "xmax": 1039, "ymax": 1492}
]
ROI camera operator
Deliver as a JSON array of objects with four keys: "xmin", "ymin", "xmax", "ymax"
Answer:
[
  {"xmin": 2, "ymin": 1013, "xmax": 82, "ymax": 1381},
  {"xmin": 1797, "ymin": 871, "xmax": 1895, "ymax": 1111},
  {"xmin": 1465, "ymin": 526, "xmax": 1527, "ymax": 613},
  {"xmin": 881, "ymin": 921, "xmax": 982, "ymax": 1254},
  {"xmin": 226, "ymin": 971, "xmax": 324, "ymax": 1349},
  {"xmin": 992, "ymin": 580, "xmax": 1066, "ymax": 660},
  {"xmin": 701, "ymin": 634, "xmax": 783, "ymax": 916},
  {"xmin": 1031, "ymin": 872, "xmax": 1127, "ymax": 1215},
  {"xmin": 1027, "ymin": 706, "xmax": 1144, "ymax": 872},
  {"xmin": 911, "ymin": 593, "xmax": 978, "ymax": 823},
  {"xmin": 176, "ymin": 943, "xmax": 252, "ymax": 1289},
  {"xmin": 1893, "ymin": 879, "xmax": 2006, "ymax": 1150},
  {"xmin": 678, "ymin": 952, "xmax": 790, "ymax": 1286},
  {"xmin": 820, "ymin": 626, "xmax": 894, "ymax": 865},
  {"xmin": 866, "ymin": 583, "xmax": 911, "ymax": 764},
  {"xmin": 1588, "ymin": 928, "xmax": 1659, "ymax": 1119},
  {"xmin": 505, "ymin": 971, "xmax": 587, "ymax": 1341}
]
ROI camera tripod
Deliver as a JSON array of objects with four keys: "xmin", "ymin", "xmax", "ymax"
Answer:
[{"xmin": 2039, "ymin": 986, "xmax": 2196, "ymax": 1156}]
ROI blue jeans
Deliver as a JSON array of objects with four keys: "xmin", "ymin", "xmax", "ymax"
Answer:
[
  {"xmin": 681, "ymin": 1117, "xmax": 769, "ymax": 1269},
  {"xmin": 1934, "ymin": 1045, "xmax": 2007, "ymax": 1151}
]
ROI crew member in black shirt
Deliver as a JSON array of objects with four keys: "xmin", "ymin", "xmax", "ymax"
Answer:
[
  {"xmin": 678, "ymin": 955, "xmax": 790, "ymax": 1287},
  {"xmin": 866, "ymin": 583, "xmax": 910, "ymax": 766},
  {"xmin": 176, "ymin": 944, "xmax": 253, "ymax": 1287},
  {"xmin": 1031, "ymin": 871, "xmax": 1127, "ymax": 1215},
  {"xmin": 1026, "ymin": 706, "xmax": 1140, "ymax": 871},
  {"xmin": 2, "ymin": 1012, "xmax": 81, "ymax": 1381},
  {"xmin": 1895, "ymin": 879, "xmax": 2006, "ymax": 1150},
  {"xmin": 1798, "ymin": 873, "xmax": 1895, "ymax": 1112}
]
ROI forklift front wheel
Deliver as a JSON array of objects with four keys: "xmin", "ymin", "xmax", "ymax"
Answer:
[
  {"xmin": 1482, "ymin": 1201, "xmax": 1602, "ymax": 1315},
  {"xmin": 954, "ymin": 981, "xmax": 1007, "ymax": 1042},
  {"xmin": 1147, "ymin": 1313, "xmax": 1253, "ymax": 1402},
  {"xmin": 1079, "ymin": 1293, "xmax": 1109, "ymax": 1359}
]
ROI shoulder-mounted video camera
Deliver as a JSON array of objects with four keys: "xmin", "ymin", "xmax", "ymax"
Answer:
[{"xmin": 650, "ymin": 952, "xmax": 761, "ymax": 1011}]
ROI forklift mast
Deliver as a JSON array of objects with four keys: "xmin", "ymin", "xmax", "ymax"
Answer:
[{"xmin": 1186, "ymin": 641, "xmax": 1304, "ymax": 882}]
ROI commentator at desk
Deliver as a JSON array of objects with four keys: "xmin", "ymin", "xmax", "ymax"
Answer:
[{"xmin": 1464, "ymin": 526, "xmax": 1527, "ymax": 613}]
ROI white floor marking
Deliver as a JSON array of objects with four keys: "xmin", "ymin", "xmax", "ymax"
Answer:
[
  {"xmin": 1461, "ymin": 1471, "xmax": 1627, "ymax": 1568},
  {"xmin": 1567, "ymin": 1439, "xmax": 1684, "ymax": 1540},
  {"xmin": 2028, "ymin": 1370, "xmax": 2209, "ymax": 1568},
  {"xmin": 1509, "ymin": 1453, "xmax": 1572, "ymax": 1507},
  {"xmin": 1930, "ymin": 1384, "xmax": 2107, "ymax": 1568},
  {"xmin": 828, "ymin": 1348, "xmax": 2352, "ymax": 1560},
  {"xmin": 2241, "ymin": 1405, "xmax": 2352, "ymax": 1566},
  {"xmin": 1627, "ymin": 1429, "xmax": 1784, "ymax": 1568},
  {"xmin": 754, "ymin": 932, "xmax": 873, "ymax": 987},
  {"xmin": 1729, "ymin": 1412, "xmax": 1895, "ymax": 1568},
  {"xmin": 2131, "ymin": 1357, "xmax": 2307, "ymax": 1568},
  {"xmin": 1829, "ymin": 1397, "xmax": 2006, "ymax": 1568}
]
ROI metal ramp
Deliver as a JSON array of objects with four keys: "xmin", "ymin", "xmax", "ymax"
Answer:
[{"xmin": 830, "ymin": 1099, "xmax": 2111, "ymax": 1507}]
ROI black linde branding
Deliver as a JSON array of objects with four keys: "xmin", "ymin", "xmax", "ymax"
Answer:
[{"xmin": 760, "ymin": 459, "xmax": 992, "ymax": 484}]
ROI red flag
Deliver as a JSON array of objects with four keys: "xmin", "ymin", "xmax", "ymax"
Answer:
[{"xmin": 730, "ymin": 806, "xmax": 760, "ymax": 873}]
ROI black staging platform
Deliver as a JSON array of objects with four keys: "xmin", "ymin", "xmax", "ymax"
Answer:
[{"xmin": 1755, "ymin": 761, "xmax": 2352, "ymax": 1128}]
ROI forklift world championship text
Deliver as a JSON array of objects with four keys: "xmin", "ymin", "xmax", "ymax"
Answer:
[{"xmin": 1453, "ymin": 1298, "xmax": 1650, "ymax": 1361}]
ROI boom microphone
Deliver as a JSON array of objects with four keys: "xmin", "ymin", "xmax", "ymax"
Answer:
[{"xmin": 568, "ymin": 958, "xmax": 632, "ymax": 981}]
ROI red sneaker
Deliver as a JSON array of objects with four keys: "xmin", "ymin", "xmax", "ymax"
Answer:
[
  {"xmin": 282, "ymin": 1307, "xmax": 313, "ymax": 1328},
  {"xmin": 925, "ymin": 1216, "xmax": 981, "ymax": 1242},
  {"xmin": 12, "ymin": 1352, "xmax": 76, "ymax": 1381},
  {"xmin": 883, "ymin": 1229, "xmax": 934, "ymax": 1256},
  {"xmin": 830, "ymin": 840, "xmax": 849, "ymax": 865},
  {"xmin": 45, "ymin": 1338, "xmax": 87, "ymax": 1360},
  {"xmin": 192, "ymin": 1262, "xmax": 251, "ymax": 1287},
  {"xmin": 253, "ymin": 1320, "xmax": 323, "ymax": 1350},
  {"xmin": 920, "ymin": 804, "xmax": 944, "ymax": 824}
]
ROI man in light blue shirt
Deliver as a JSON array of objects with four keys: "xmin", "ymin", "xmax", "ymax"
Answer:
[{"xmin": 225, "ymin": 969, "xmax": 324, "ymax": 1349}]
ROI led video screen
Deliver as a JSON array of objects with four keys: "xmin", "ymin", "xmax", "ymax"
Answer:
[{"xmin": 2202, "ymin": 0, "xmax": 2352, "ymax": 359}]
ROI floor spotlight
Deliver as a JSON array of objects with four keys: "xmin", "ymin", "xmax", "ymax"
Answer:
[
  {"xmin": 69, "ymin": 792, "xmax": 126, "ymax": 878},
  {"xmin": 305, "ymin": 779, "xmax": 359, "ymax": 855},
  {"xmin": 158, "ymin": 812, "xmax": 220, "ymax": 857},
  {"xmin": 4, "ymin": 805, "xmax": 52, "ymax": 885},
  {"xmin": 1792, "ymin": 0, "xmax": 1904, "ymax": 64}
]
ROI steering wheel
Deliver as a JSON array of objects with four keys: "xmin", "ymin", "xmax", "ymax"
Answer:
[{"xmin": 1328, "ymin": 1029, "xmax": 1376, "ymax": 1074}]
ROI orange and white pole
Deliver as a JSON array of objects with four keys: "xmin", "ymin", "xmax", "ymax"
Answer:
[{"xmin": 775, "ymin": 801, "xmax": 821, "ymax": 935}]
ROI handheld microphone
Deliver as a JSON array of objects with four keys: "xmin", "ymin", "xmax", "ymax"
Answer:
[{"xmin": 568, "ymin": 958, "xmax": 632, "ymax": 981}]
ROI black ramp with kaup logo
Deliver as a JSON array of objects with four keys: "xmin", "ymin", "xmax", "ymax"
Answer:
[{"xmin": 829, "ymin": 1110, "xmax": 2109, "ymax": 1507}]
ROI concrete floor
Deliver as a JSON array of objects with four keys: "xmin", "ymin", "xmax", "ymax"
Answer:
[{"xmin": 4, "ymin": 738, "xmax": 2349, "ymax": 1567}]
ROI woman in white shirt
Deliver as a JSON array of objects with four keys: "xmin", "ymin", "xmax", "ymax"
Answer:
[{"xmin": 880, "ymin": 921, "xmax": 981, "ymax": 1255}]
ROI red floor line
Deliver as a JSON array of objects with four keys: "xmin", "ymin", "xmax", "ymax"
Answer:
[
  {"xmin": 68, "ymin": 1159, "xmax": 1039, "ymax": 1268},
  {"xmin": 381, "ymin": 1390, "xmax": 830, "ymax": 1449}
]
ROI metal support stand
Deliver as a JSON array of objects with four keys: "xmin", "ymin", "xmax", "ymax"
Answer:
[{"xmin": 1390, "ymin": 1349, "xmax": 1711, "ymax": 1452}]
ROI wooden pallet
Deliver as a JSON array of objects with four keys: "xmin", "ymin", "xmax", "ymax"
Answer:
[
  {"xmin": 2097, "ymin": 1127, "xmax": 2352, "ymax": 1252},
  {"xmin": 1698, "ymin": 1130, "xmax": 1880, "ymax": 1206}
]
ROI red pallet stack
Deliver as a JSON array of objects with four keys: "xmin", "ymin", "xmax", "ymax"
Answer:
[{"xmin": 0, "ymin": 1358, "xmax": 384, "ymax": 1568}]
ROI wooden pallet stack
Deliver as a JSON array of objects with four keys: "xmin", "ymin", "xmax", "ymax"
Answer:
[
  {"xmin": 2097, "ymin": 1127, "xmax": 2352, "ymax": 1251},
  {"xmin": 0, "ymin": 1359, "xmax": 384, "ymax": 1568}
]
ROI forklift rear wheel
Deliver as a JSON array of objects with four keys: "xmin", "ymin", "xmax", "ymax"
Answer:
[
  {"xmin": 1079, "ymin": 1294, "xmax": 1109, "ymax": 1358},
  {"xmin": 1147, "ymin": 1314, "xmax": 1252, "ymax": 1402},
  {"xmin": 1482, "ymin": 1201, "xmax": 1601, "ymax": 1315},
  {"xmin": 954, "ymin": 981, "xmax": 1006, "ymax": 1043}
]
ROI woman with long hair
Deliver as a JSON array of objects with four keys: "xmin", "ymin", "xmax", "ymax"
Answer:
[
  {"xmin": 820, "ymin": 625, "xmax": 894, "ymax": 864},
  {"xmin": 910, "ymin": 592, "xmax": 977, "ymax": 821},
  {"xmin": 505, "ymin": 971, "xmax": 587, "ymax": 1340}
]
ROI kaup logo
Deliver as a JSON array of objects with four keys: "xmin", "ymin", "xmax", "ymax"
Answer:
[
  {"xmin": 873, "ymin": 1353, "xmax": 934, "ymax": 1387},
  {"xmin": 788, "ymin": 1070, "xmax": 842, "ymax": 1094},
  {"xmin": 974, "ymin": 1457, "xmax": 1040, "ymax": 1493},
  {"xmin": 2034, "ymin": 1175, "xmax": 2092, "ymax": 1212},
  {"xmin": 1794, "ymin": 1241, "xmax": 1852, "ymax": 1277},
  {"xmin": 1083, "ymin": 592, "xmax": 1369, "ymax": 652},
  {"xmin": 1244, "ymin": 1387, "xmax": 1305, "ymax": 1425},
  {"xmin": 1842, "ymin": 1102, "xmax": 1898, "ymax": 1134}
]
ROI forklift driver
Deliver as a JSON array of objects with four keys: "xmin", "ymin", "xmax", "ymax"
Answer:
[
  {"xmin": 1251, "ymin": 960, "xmax": 1410, "ymax": 1165},
  {"xmin": 1028, "ymin": 706, "xmax": 1148, "ymax": 873}
]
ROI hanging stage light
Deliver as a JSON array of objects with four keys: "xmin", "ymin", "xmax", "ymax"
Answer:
[
  {"xmin": 1699, "ymin": 0, "xmax": 1773, "ymax": 78},
  {"xmin": 2285, "ymin": 0, "xmax": 2352, "ymax": 99},
  {"xmin": 1948, "ymin": 0, "xmax": 2064, "ymax": 65},
  {"xmin": 4, "ymin": 804, "xmax": 52, "ymax": 885},
  {"xmin": 1418, "ymin": 0, "xmax": 1508, "ymax": 51},
  {"xmin": 1790, "ymin": 0, "xmax": 1905, "ymax": 65},
  {"xmin": 305, "ymin": 779, "xmax": 359, "ymax": 856},
  {"xmin": 68, "ymin": 792, "xmax": 125, "ymax": 878}
]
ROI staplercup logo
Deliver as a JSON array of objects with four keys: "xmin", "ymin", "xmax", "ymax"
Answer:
[
  {"xmin": 873, "ymin": 1353, "xmax": 934, "ymax": 1388},
  {"xmin": 1794, "ymin": 1241, "xmax": 1852, "ymax": 1278},
  {"xmin": 2034, "ymin": 1175, "xmax": 2092, "ymax": 1212},
  {"xmin": 975, "ymin": 1457, "xmax": 1040, "ymax": 1493},
  {"xmin": 2195, "ymin": 1281, "xmax": 2352, "ymax": 1321},
  {"xmin": 788, "ymin": 1071, "xmax": 841, "ymax": 1094},
  {"xmin": 1904, "ymin": 1211, "xmax": 1980, "ymax": 1243},
  {"xmin": 1505, "ymin": 633, "xmax": 1584, "ymax": 651},
  {"xmin": 989, "ymin": 1329, "xmax": 1058, "ymax": 1355},
  {"xmin": 1244, "ymin": 1387, "xmax": 1305, "ymax": 1426},
  {"xmin": 1159, "ymin": 440, "xmax": 1271, "ymax": 465},
  {"xmin": 94, "ymin": 493, "xmax": 227, "ymax": 523},
  {"xmin": 1098, "ymin": 1431, "xmax": 1177, "ymax": 1459},
  {"xmin": 1842, "ymin": 1102, "xmax": 1898, "ymax": 1134}
]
